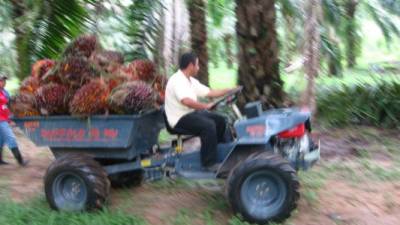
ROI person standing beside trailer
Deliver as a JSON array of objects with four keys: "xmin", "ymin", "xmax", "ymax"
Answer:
[{"xmin": 0, "ymin": 74, "xmax": 28, "ymax": 166}]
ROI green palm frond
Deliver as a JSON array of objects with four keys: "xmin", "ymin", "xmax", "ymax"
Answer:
[
  {"xmin": 123, "ymin": 0, "xmax": 164, "ymax": 61},
  {"xmin": 0, "ymin": 1, "xmax": 13, "ymax": 28},
  {"xmin": 321, "ymin": 0, "xmax": 343, "ymax": 26},
  {"xmin": 30, "ymin": 0, "xmax": 95, "ymax": 61},
  {"xmin": 365, "ymin": 0, "xmax": 400, "ymax": 43},
  {"xmin": 208, "ymin": 0, "xmax": 228, "ymax": 27},
  {"xmin": 321, "ymin": 29, "xmax": 343, "ymax": 76},
  {"xmin": 278, "ymin": 0, "xmax": 302, "ymax": 18},
  {"xmin": 379, "ymin": 0, "xmax": 400, "ymax": 16}
]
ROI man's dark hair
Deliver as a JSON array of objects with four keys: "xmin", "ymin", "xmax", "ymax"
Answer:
[{"xmin": 179, "ymin": 52, "xmax": 198, "ymax": 70}]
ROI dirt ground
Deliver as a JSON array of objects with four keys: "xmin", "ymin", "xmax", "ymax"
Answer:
[{"xmin": 0, "ymin": 126, "xmax": 399, "ymax": 225}]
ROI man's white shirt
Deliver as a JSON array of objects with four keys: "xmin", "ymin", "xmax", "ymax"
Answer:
[{"xmin": 165, "ymin": 70, "xmax": 210, "ymax": 127}]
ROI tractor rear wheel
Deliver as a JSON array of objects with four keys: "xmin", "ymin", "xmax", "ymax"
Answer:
[
  {"xmin": 44, "ymin": 154, "xmax": 110, "ymax": 211},
  {"xmin": 226, "ymin": 152, "xmax": 299, "ymax": 224}
]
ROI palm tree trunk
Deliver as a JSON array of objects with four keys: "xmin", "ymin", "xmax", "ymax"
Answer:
[
  {"xmin": 302, "ymin": 0, "xmax": 321, "ymax": 115},
  {"xmin": 235, "ymin": 0, "xmax": 283, "ymax": 108},
  {"xmin": 345, "ymin": 0, "xmax": 358, "ymax": 68},
  {"xmin": 11, "ymin": 0, "xmax": 32, "ymax": 80},
  {"xmin": 188, "ymin": 0, "xmax": 209, "ymax": 85},
  {"xmin": 154, "ymin": 7, "xmax": 166, "ymax": 74},
  {"xmin": 171, "ymin": 0, "xmax": 177, "ymax": 67}
]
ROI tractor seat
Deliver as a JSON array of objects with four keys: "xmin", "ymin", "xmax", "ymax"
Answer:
[{"xmin": 162, "ymin": 112, "xmax": 193, "ymax": 136}]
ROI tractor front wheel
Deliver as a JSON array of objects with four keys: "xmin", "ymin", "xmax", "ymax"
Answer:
[
  {"xmin": 226, "ymin": 152, "xmax": 299, "ymax": 224},
  {"xmin": 44, "ymin": 154, "xmax": 110, "ymax": 211}
]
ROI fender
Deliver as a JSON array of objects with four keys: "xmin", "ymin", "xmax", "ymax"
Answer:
[
  {"xmin": 217, "ymin": 108, "xmax": 311, "ymax": 177},
  {"xmin": 234, "ymin": 108, "xmax": 310, "ymax": 144},
  {"xmin": 216, "ymin": 142, "xmax": 272, "ymax": 178}
]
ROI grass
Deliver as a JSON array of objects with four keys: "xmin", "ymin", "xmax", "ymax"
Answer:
[
  {"xmin": 298, "ymin": 169, "xmax": 327, "ymax": 206},
  {"xmin": 0, "ymin": 196, "xmax": 146, "ymax": 225}
]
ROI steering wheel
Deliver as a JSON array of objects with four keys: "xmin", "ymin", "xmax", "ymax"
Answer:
[{"xmin": 210, "ymin": 86, "xmax": 243, "ymax": 110}]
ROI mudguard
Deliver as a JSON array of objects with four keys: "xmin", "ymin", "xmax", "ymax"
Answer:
[
  {"xmin": 234, "ymin": 108, "xmax": 310, "ymax": 145},
  {"xmin": 217, "ymin": 108, "xmax": 312, "ymax": 177}
]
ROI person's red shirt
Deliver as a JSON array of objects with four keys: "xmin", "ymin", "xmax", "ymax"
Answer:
[{"xmin": 0, "ymin": 89, "xmax": 10, "ymax": 122}]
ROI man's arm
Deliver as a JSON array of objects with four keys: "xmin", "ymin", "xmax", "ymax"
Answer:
[
  {"xmin": 206, "ymin": 87, "xmax": 240, "ymax": 98},
  {"xmin": 181, "ymin": 98, "xmax": 213, "ymax": 110}
]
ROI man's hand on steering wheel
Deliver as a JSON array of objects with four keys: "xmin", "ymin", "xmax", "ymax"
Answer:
[{"xmin": 209, "ymin": 86, "xmax": 243, "ymax": 110}]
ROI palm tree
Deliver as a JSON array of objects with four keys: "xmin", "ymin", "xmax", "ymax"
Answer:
[
  {"xmin": 343, "ymin": 0, "xmax": 359, "ymax": 68},
  {"xmin": 2, "ymin": 0, "xmax": 95, "ymax": 80},
  {"xmin": 122, "ymin": 0, "xmax": 164, "ymax": 63},
  {"xmin": 207, "ymin": 0, "xmax": 236, "ymax": 68},
  {"xmin": 302, "ymin": 0, "xmax": 321, "ymax": 114},
  {"xmin": 188, "ymin": 0, "xmax": 209, "ymax": 85},
  {"xmin": 235, "ymin": 0, "xmax": 284, "ymax": 108}
]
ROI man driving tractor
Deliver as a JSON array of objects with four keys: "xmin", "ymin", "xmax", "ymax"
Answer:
[{"xmin": 164, "ymin": 52, "xmax": 238, "ymax": 171}]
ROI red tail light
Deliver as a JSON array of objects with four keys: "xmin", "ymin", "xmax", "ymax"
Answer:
[{"xmin": 278, "ymin": 123, "xmax": 305, "ymax": 138}]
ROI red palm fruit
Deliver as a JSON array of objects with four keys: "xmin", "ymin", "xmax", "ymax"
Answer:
[
  {"xmin": 63, "ymin": 34, "xmax": 100, "ymax": 58},
  {"xmin": 9, "ymin": 93, "xmax": 40, "ymax": 118},
  {"xmin": 19, "ymin": 77, "xmax": 40, "ymax": 94},
  {"xmin": 58, "ymin": 56, "xmax": 99, "ymax": 88},
  {"xmin": 152, "ymin": 74, "xmax": 168, "ymax": 104},
  {"xmin": 69, "ymin": 79, "xmax": 109, "ymax": 115},
  {"xmin": 125, "ymin": 59, "xmax": 155, "ymax": 82},
  {"xmin": 35, "ymin": 83, "xmax": 71, "ymax": 115},
  {"xmin": 31, "ymin": 59, "xmax": 55, "ymax": 79},
  {"xmin": 123, "ymin": 81, "xmax": 155, "ymax": 113},
  {"xmin": 105, "ymin": 73, "xmax": 129, "ymax": 91},
  {"xmin": 90, "ymin": 50, "xmax": 124, "ymax": 75},
  {"xmin": 108, "ymin": 85, "xmax": 131, "ymax": 114},
  {"xmin": 41, "ymin": 72, "xmax": 63, "ymax": 85}
]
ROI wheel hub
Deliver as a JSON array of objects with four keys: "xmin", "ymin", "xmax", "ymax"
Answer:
[
  {"xmin": 61, "ymin": 178, "xmax": 83, "ymax": 201},
  {"xmin": 255, "ymin": 182, "xmax": 271, "ymax": 199},
  {"xmin": 240, "ymin": 170, "xmax": 287, "ymax": 219},
  {"xmin": 53, "ymin": 172, "xmax": 88, "ymax": 210}
]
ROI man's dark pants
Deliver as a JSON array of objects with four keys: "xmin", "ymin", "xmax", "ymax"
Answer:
[{"xmin": 174, "ymin": 110, "xmax": 226, "ymax": 167}]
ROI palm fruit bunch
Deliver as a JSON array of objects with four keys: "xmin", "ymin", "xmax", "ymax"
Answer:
[
  {"xmin": 12, "ymin": 34, "xmax": 164, "ymax": 118},
  {"xmin": 90, "ymin": 50, "xmax": 124, "ymax": 73},
  {"xmin": 108, "ymin": 85, "xmax": 131, "ymax": 114},
  {"xmin": 152, "ymin": 74, "xmax": 168, "ymax": 105},
  {"xmin": 123, "ymin": 81, "xmax": 155, "ymax": 113},
  {"xmin": 9, "ymin": 93, "xmax": 40, "ymax": 118},
  {"xmin": 69, "ymin": 79, "xmax": 109, "ymax": 116},
  {"xmin": 58, "ymin": 56, "xmax": 99, "ymax": 88},
  {"xmin": 105, "ymin": 73, "xmax": 130, "ymax": 91},
  {"xmin": 108, "ymin": 81, "xmax": 155, "ymax": 114},
  {"xmin": 124, "ymin": 59, "xmax": 155, "ymax": 82},
  {"xmin": 19, "ymin": 77, "xmax": 40, "ymax": 95},
  {"xmin": 35, "ymin": 83, "xmax": 71, "ymax": 115},
  {"xmin": 31, "ymin": 59, "xmax": 55, "ymax": 79},
  {"xmin": 63, "ymin": 34, "xmax": 100, "ymax": 58}
]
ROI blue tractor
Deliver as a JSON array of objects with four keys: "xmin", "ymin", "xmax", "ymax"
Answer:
[{"xmin": 14, "ymin": 88, "xmax": 320, "ymax": 224}]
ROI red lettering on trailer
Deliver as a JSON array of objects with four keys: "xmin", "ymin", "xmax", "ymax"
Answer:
[
  {"xmin": 24, "ymin": 121, "xmax": 40, "ymax": 132},
  {"xmin": 89, "ymin": 128, "xmax": 100, "ymax": 140},
  {"xmin": 40, "ymin": 127, "xmax": 119, "ymax": 142},
  {"xmin": 103, "ymin": 129, "xmax": 118, "ymax": 139}
]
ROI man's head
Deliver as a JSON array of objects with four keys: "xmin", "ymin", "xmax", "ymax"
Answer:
[
  {"xmin": 179, "ymin": 52, "xmax": 199, "ymax": 76},
  {"xmin": 0, "ymin": 74, "xmax": 8, "ymax": 89}
]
